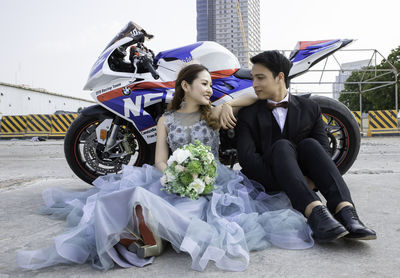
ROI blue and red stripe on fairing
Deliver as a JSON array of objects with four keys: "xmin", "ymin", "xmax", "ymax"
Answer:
[{"xmin": 291, "ymin": 39, "xmax": 340, "ymax": 63}]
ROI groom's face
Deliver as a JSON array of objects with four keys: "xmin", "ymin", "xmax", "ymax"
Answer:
[{"xmin": 251, "ymin": 63, "xmax": 281, "ymax": 100}]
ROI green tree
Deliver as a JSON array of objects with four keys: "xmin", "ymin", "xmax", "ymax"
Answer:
[{"xmin": 339, "ymin": 46, "xmax": 400, "ymax": 112}]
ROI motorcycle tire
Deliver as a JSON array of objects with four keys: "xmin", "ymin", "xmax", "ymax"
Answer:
[
  {"xmin": 64, "ymin": 113, "xmax": 149, "ymax": 185},
  {"xmin": 311, "ymin": 95, "xmax": 361, "ymax": 175}
]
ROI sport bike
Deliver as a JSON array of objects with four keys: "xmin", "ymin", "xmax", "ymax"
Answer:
[{"xmin": 64, "ymin": 21, "xmax": 360, "ymax": 185}]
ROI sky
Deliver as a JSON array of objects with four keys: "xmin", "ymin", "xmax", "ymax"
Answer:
[{"xmin": 0, "ymin": 0, "xmax": 399, "ymax": 100}]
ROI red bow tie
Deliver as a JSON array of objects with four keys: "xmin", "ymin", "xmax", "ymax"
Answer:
[{"xmin": 266, "ymin": 101, "xmax": 289, "ymax": 111}]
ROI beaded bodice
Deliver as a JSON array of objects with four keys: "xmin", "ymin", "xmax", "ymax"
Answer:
[{"xmin": 163, "ymin": 110, "xmax": 220, "ymax": 159}]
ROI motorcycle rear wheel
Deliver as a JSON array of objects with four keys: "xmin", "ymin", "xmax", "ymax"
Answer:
[
  {"xmin": 64, "ymin": 114, "xmax": 148, "ymax": 184},
  {"xmin": 311, "ymin": 95, "xmax": 361, "ymax": 175}
]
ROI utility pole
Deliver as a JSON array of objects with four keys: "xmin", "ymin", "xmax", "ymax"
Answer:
[
  {"xmin": 395, "ymin": 71, "xmax": 398, "ymax": 112},
  {"xmin": 359, "ymin": 83, "xmax": 363, "ymax": 133}
]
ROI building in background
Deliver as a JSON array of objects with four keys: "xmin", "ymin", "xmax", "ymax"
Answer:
[
  {"xmin": 332, "ymin": 60, "xmax": 370, "ymax": 100},
  {"xmin": 196, "ymin": 0, "xmax": 260, "ymax": 68},
  {"xmin": 0, "ymin": 82, "xmax": 94, "ymax": 116},
  {"xmin": 197, "ymin": 0, "xmax": 216, "ymax": 42}
]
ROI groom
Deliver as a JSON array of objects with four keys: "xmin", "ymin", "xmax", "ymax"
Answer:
[{"xmin": 234, "ymin": 51, "xmax": 376, "ymax": 243}]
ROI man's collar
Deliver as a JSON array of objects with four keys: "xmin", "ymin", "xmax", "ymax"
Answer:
[{"xmin": 267, "ymin": 92, "xmax": 289, "ymax": 104}]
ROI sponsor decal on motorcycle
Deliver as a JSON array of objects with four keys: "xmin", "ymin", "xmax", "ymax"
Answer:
[{"xmin": 123, "ymin": 93, "xmax": 165, "ymax": 118}]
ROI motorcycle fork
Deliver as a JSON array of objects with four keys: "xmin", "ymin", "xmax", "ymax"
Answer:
[{"xmin": 104, "ymin": 117, "xmax": 123, "ymax": 152}]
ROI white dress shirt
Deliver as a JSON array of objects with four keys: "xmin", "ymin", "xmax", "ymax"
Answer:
[{"xmin": 267, "ymin": 93, "xmax": 289, "ymax": 133}]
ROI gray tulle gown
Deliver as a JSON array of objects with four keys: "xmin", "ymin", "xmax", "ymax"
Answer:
[{"xmin": 17, "ymin": 110, "xmax": 313, "ymax": 272}]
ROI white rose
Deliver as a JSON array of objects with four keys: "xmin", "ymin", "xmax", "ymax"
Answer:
[
  {"xmin": 160, "ymin": 175, "xmax": 168, "ymax": 186},
  {"xmin": 192, "ymin": 173, "xmax": 198, "ymax": 179},
  {"xmin": 188, "ymin": 178, "xmax": 206, "ymax": 194},
  {"xmin": 175, "ymin": 164, "xmax": 185, "ymax": 173},
  {"xmin": 189, "ymin": 151, "xmax": 195, "ymax": 159},
  {"xmin": 207, "ymin": 153, "xmax": 214, "ymax": 163},
  {"xmin": 204, "ymin": 176, "xmax": 213, "ymax": 185},
  {"xmin": 165, "ymin": 170, "xmax": 175, "ymax": 182},
  {"xmin": 167, "ymin": 154, "xmax": 176, "ymax": 166},
  {"xmin": 174, "ymin": 149, "xmax": 191, "ymax": 164}
]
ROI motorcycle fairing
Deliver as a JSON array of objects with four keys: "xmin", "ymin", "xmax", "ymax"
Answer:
[
  {"xmin": 156, "ymin": 41, "xmax": 241, "ymax": 73},
  {"xmin": 211, "ymin": 75, "xmax": 252, "ymax": 103},
  {"xmin": 85, "ymin": 22, "xmax": 150, "ymax": 90},
  {"xmin": 154, "ymin": 42, "xmax": 204, "ymax": 64},
  {"xmin": 92, "ymin": 68, "xmax": 252, "ymax": 143},
  {"xmin": 101, "ymin": 88, "xmax": 169, "ymax": 132},
  {"xmin": 89, "ymin": 48, "xmax": 115, "ymax": 79},
  {"xmin": 290, "ymin": 39, "xmax": 340, "ymax": 63},
  {"xmin": 93, "ymin": 79, "xmax": 176, "ymax": 137},
  {"xmin": 289, "ymin": 39, "xmax": 353, "ymax": 79}
]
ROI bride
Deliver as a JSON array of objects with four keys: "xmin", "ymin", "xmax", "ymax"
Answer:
[{"xmin": 17, "ymin": 64, "xmax": 313, "ymax": 272}]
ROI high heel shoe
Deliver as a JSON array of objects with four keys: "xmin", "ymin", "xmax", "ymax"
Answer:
[
  {"xmin": 119, "ymin": 230, "xmax": 143, "ymax": 248},
  {"xmin": 128, "ymin": 205, "xmax": 165, "ymax": 258}
]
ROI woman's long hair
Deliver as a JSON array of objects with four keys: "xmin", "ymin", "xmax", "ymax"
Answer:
[{"xmin": 168, "ymin": 64, "xmax": 219, "ymax": 130}]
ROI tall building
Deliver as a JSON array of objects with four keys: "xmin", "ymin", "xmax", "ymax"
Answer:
[
  {"xmin": 332, "ymin": 60, "xmax": 370, "ymax": 100},
  {"xmin": 196, "ymin": 0, "xmax": 260, "ymax": 68}
]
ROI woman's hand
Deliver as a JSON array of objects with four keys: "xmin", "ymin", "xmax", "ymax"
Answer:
[{"xmin": 220, "ymin": 103, "xmax": 237, "ymax": 129}]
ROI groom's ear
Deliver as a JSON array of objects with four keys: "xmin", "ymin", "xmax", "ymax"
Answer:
[{"xmin": 277, "ymin": 72, "xmax": 285, "ymax": 84}]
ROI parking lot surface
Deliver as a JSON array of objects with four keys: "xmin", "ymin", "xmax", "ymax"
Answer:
[{"xmin": 0, "ymin": 137, "xmax": 399, "ymax": 277}]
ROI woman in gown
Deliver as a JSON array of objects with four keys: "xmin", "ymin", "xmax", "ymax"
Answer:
[{"xmin": 17, "ymin": 64, "xmax": 313, "ymax": 272}]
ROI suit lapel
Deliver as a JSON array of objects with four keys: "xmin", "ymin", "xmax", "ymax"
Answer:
[
  {"xmin": 286, "ymin": 94, "xmax": 301, "ymax": 140},
  {"xmin": 256, "ymin": 101, "xmax": 272, "ymax": 152}
]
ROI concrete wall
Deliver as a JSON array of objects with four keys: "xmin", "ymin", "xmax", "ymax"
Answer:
[{"xmin": 0, "ymin": 82, "xmax": 95, "ymax": 116}]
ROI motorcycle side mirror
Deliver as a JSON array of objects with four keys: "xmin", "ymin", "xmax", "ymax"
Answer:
[
  {"xmin": 145, "ymin": 33, "xmax": 154, "ymax": 39},
  {"xmin": 140, "ymin": 29, "xmax": 154, "ymax": 40}
]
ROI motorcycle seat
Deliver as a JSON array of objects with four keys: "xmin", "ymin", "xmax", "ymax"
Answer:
[{"xmin": 234, "ymin": 68, "xmax": 252, "ymax": 80}]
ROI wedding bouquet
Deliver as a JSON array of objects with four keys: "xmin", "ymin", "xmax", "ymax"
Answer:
[{"xmin": 160, "ymin": 140, "xmax": 217, "ymax": 200}]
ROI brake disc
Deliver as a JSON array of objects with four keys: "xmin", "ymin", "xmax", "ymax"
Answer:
[{"xmin": 83, "ymin": 132, "xmax": 130, "ymax": 174}]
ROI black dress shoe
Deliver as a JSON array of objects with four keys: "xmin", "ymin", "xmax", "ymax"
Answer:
[
  {"xmin": 308, "ymin": 205, "xmax": 349, "ymax": 243},
  {"xmin": 334, "ymin": 206, "xmax": 377, "ymax": 240}
]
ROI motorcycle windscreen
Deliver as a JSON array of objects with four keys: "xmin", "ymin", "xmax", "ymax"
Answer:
[
  {"xmin": 85, "ymin": 22, "xmax": 149, "ymax": 88},
  {"xmin": 103, "ymin": 21, "xmax": 146, "ymax": 52}
]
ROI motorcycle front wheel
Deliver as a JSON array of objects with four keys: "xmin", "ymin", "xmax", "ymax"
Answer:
[{"xmin": 64, "ymin": 114, "xmax": 149, "ymax": 184}]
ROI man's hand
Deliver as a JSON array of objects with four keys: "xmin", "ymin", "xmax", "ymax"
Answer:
[{"xmin": 220, "ymin": 103, "xmax": 237, "ymax": 129}]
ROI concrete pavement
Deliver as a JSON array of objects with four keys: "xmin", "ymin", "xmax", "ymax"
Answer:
[{"xmin": 0, "ymin": 137, "xmax": 399, "ymax": 277}]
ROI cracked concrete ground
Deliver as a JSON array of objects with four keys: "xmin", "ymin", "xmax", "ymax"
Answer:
[{"xmin": 0, "ymin": 137, "xmax": 399, "ymax": 277}]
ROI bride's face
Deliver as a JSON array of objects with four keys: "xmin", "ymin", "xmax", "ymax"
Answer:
[{"xmin": 183, "ymin": 70, "xmax": 213, "ymax": 106}]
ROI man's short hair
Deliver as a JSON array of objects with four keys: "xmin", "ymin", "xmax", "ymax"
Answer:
[{"xmin": 250, "ymin": 51, "xmax": 292, "ymax": 88}]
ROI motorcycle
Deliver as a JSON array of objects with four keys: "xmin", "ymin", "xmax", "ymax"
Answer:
[{"xmin": 64, "ymin": 21, "xmax": 360, "ymax": 185}]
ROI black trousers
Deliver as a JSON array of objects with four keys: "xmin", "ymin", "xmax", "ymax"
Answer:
[{"xmin": 268, "ymin": 138, "xmax": 353, "ymax": 214}]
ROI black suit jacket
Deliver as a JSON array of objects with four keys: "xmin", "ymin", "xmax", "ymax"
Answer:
[{"xmin": 235, "ymin": 94, "xmax": 330, "ymax": 188}]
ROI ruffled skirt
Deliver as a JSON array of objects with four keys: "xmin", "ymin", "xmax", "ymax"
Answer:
[{"xmin": 17, "ymin": 163, "xmax": 313, "ymax": 272}]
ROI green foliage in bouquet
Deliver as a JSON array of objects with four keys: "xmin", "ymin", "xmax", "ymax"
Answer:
[{"xmin": 160, "ymin": 140, "xmax": 218, "ymax": 200}]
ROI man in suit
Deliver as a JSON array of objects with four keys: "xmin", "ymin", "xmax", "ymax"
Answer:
[{"xmin": 231, "ymin": 51, "xmax": 376, "ymax": 243}]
